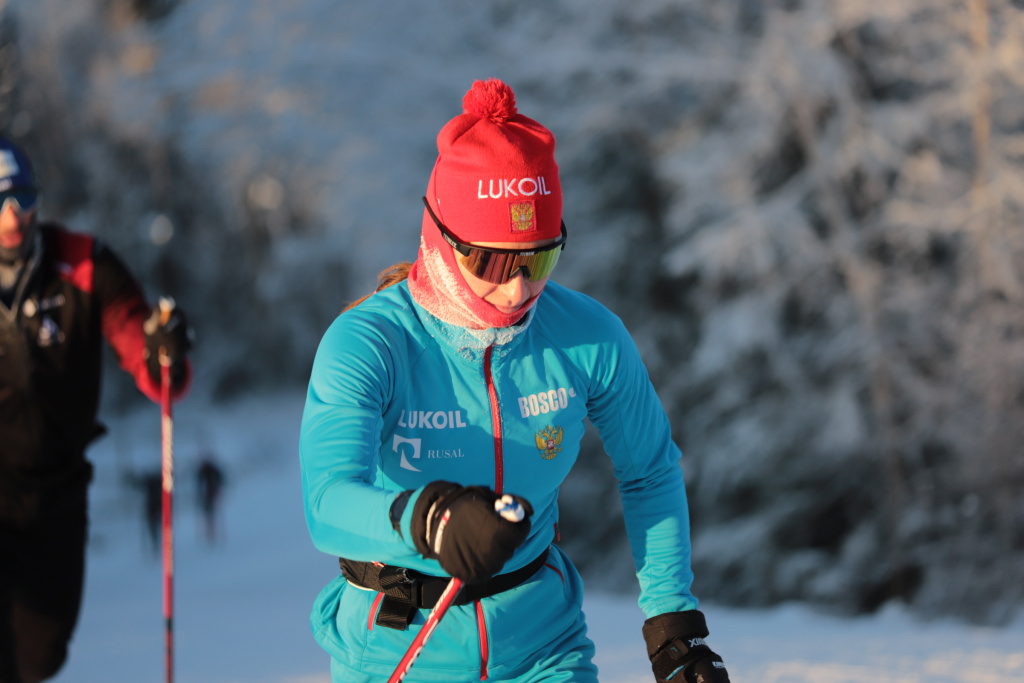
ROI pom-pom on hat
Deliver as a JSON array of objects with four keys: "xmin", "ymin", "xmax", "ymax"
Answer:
[{"xmin": 425, "ymin": 78, "xmax": 562, "ymax": 244}]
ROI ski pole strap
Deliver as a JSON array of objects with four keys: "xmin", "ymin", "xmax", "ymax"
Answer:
[{"xmin": 339, "ymin": 547, "xmax": 550, "ymax": 631}]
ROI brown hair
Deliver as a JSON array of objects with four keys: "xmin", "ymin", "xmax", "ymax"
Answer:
[{"xmin": 341, "ymin": 261, "xmax": 413, "ymax": 313}]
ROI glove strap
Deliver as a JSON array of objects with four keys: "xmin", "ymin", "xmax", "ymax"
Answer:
[
  {"xmin": 642, "ymin": 610, "xmax": 709, "ymax": 657},
  {"xmin": 650, "ymin": 636, "xmax": 713, "ymax": 681}
]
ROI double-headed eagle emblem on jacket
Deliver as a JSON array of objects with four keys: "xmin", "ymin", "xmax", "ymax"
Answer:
[{"xmin": 535, "ymin": 425, "xmax": 563, "ymax": 460}]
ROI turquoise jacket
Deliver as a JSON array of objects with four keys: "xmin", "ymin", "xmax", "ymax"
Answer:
[{"xmin": 299, "ymin": 279, "xmax": 697, "ymax": 680}]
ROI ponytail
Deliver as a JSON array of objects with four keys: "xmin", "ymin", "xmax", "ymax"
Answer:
[{"xmin": 341, "ymin": 262, "xmax": 413, "ymax": 313}]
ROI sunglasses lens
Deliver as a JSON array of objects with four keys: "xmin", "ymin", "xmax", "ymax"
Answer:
[
  {"xmin": 460, "ymin": 246, "xmax": 561, "ymax": 285},
  {"xmin": 1, "ymin": 190, "xmax": 39, "ymax": 212},
  {"xmin": 519, "ymin": 248, "xmax": 561, "ymax": 282}
]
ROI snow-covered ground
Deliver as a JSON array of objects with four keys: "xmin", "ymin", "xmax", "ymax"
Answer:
[{"xmin": 46, "ymin": 391, "xmax": 1024, "ymax": 683}]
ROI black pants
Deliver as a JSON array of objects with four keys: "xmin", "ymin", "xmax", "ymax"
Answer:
[{"xmin": 0, "ymin": 507, "xmax": 88, "ymax": 683}]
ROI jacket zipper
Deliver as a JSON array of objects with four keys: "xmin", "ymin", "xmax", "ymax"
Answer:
[
  {"xmin": 480, "ymin": 348, "xmax": 499, "ymax": 678},
  {"xmin": 483, "ymin": 345, "xmax": 503, "ymax": 494}
]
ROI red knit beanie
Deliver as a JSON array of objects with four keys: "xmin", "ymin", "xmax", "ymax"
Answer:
[
  {"xmin": 426, "ymin": 78, "xmax": 562, "ymax": 243},
  {"xmin": 409, "ymin": 79, "xmax": 562, "ymax": 329}
]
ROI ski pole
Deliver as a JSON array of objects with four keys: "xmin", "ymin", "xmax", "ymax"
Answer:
[
  {"xmin": 387, "ymin": 495, "xmax": 527, "ymax": 683},
  {"xmin": 158, "ymin": 297, "xmax": 175, "ymax": 683},
  {"xmin": 387, "ymin": 576, "xmax": 463, "ymax": 683}
]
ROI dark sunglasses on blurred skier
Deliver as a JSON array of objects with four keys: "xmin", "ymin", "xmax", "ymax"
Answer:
[
  {"xmin": 422, "ymin": 196, "xmax": 567, "ymax": 285},
  {"xmin": 0, "ymin": 188, "xmax": 40, "ymax": 214}
]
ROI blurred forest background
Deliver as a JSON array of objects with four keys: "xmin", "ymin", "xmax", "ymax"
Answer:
[{"xmin": 2, "ymin": 0, "xmax": 1023, "ymax": 625}]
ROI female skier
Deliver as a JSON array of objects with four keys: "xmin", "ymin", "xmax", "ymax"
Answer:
[{"xmin": 299, "ymin": 78, "xmax": 730, "ymax": 683}]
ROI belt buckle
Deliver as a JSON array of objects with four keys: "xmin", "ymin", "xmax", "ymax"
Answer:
[
  {"xmin": 395, "ymin": 566, "xmax": 422, "ymax": 606},
  {"xmin": 379, "ymin": 565, "xmax": 422, "ymax": 606}
]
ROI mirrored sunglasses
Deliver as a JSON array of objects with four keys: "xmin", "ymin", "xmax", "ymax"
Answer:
[{"xmin": 422, "ymin": 197, "xmax": 566, "ymax": 285}]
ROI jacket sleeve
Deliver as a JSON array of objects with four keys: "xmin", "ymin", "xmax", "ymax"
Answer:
[
  {"xmin": 299, "ymin": 310, "xmax": 423, "ymax": 565},
  {"xmin": 92, "ymin": 240, "xmax": 191, "ymax": 403},
  {"xmin": 584, "ymin": 310, "xmax": 698, "ymax": 618}
]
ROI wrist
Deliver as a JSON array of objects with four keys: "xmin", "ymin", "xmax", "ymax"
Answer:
[
  {"xmin": 643, "ymin": 610, "xmax": 708, "ymax": 652},
  {"xmin": 389, "ymin": 490, "xmax": 413, "ymax": 536},
  {"xmin": 642, "ymin": 610, "xmax": 730, "ymax": 683}
]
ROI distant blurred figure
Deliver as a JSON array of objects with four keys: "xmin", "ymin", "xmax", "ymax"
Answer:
[
  {"xmin": 195, "ymin": 455, "xmax": 225, "ymax": 544},
  {"xmin": 142, "ymin": 471, "xmax": 163, "ymax": 553},
  {"xmin": 0, "ymin": 136, "xmax": 193, "ymax": 683},
  {"xmin": 121, "ymin": 468, "xmax": 163, "ymax": 555}
]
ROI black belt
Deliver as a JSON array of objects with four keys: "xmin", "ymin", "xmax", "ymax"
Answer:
[{"xmin": 339, "ymin": 547, "xmax": 550, "ymax": 630}]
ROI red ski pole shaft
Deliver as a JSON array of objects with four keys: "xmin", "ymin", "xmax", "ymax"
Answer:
[
  {"xmin": 387, "ymin": 577, "xmax": 463, "ymax": 683},
  {"xmin": 159, "ymin": 300, "xmax": 175, "ymax": 683}
]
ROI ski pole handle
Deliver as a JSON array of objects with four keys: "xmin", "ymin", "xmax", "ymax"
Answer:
[
  {"xmin": 158, "ymin": 296, "xmax": 175, "ymax": 323},
  {"xmin": 387, "ymin": 577, "xmax": 463, "ymax": 683},
  {"xmin": 495, "ymin": 494, "xmax": 525, "ymax": 522},
  {"xmin": 157, "ymin": 296, "xmax": 175, "ymax": 365}
]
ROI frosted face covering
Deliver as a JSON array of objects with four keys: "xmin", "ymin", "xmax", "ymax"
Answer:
[
  {"xmin": 0, "ymin": 189, "xmax": 39, "ymax": 214},
  {"xmin": 422, "ymin": 197, "xmax": 566, "ymax": 285}
]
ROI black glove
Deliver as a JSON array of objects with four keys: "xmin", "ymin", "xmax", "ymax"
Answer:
[
  {"xmin": 143, "ymin": 298, "xmax": 193, "ymax": 388},
  {"xmin": 410, "ymin": 481, "xmax": 533, "ymax": 584},
  {"xmin": 642, "ymin": 610, "xmax": 730, "ymax": 683}
]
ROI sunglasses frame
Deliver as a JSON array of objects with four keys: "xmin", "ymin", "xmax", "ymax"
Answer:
[{"xmin": 421, "ymin": 196, "xmax": 567, "ymax": 283}]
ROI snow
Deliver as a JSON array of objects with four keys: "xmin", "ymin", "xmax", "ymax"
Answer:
[{"xmin": 49, "ymin": 391, "xmax": 1024, "ymax": 683}]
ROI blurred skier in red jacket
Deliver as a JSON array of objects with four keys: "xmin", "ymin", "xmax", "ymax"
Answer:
[{"xmin": 0, "ymin": 136, "xmax": 193, "ymax": 683}]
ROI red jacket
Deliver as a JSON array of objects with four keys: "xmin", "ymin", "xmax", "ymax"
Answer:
[{"xmin": 0, "ymin": 223, "xmax": 189, "ymax": 521}]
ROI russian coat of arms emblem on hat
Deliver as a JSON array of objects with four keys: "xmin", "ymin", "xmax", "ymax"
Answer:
[{"xmin": 510, "ymin": 201, "xmax": 536, "ymax": 233}]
